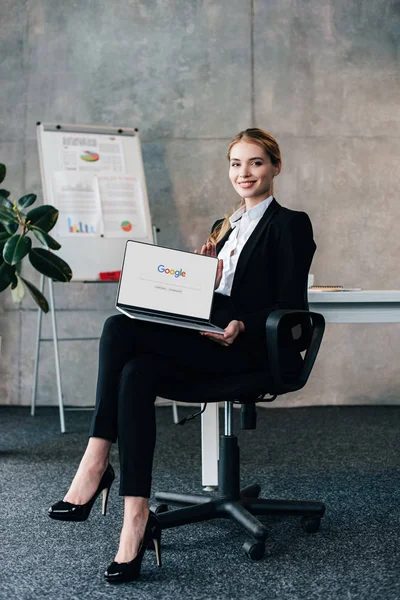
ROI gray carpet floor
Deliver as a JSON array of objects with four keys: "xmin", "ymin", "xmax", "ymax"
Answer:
[{"xmin": 0, "ymin": 404, "xmax": 399, "ymax": 600}]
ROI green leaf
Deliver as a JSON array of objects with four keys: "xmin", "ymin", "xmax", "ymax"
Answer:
[
  {"xmin": 4, "ymin": 222, "xmax": 19, "ymax": 235},
  {"xmin": 26, "ymin": 205, "xmax": 58, "ymax": 233},
  {"xmin": 0, "ymin": 228, "xmax": 10, "ymax": 241},
  {"xmin": 33, "ymin": 228, "xmax": 61, "ymax": 250},
  {"xmin": 3, "ymin": 234, "xmax": 32, "ymax": 265},
  {"xmin": 20, "ymin": 276, "xmax": 49, "ymax": 313},
  {"xmin": 29, "ymin": 247, "xmax": 72, "ymax": 282},
  {"xmin": 17, "ymin": 193, "xmax": 37, "ymax": 210},
  {"xmin": 0, "ymin": 189, "xmax": 10, "ymax": 198},
  {"xmin": 0, "ymin": 164, "xmax": 6, "ymax": 185},
  {"xmin": 0, "ymin": 260, "xmax": 15, "ymax": 292},
  {"xmin": 0, "ymin": 195, "xmax": 13, "ymax": 210},
  {"xmin": 0, "ymin": 230, "xmax": 11, "ymax": 251},
  {"xmin": 0, "ymin": 205, "xmax": 18, "ymax": 225}
]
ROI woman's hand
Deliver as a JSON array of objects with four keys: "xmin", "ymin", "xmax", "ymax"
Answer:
[
  {"xmin": 200, "ymin": 319, "xmax": 245, "ymax": 346},
  {"xmin": 194, "ymin": 243, "xmax": 223, "ymax": 290},
  {"xmin": 195, "ymin": 242, "xmax": 216, "ymax": 257}
]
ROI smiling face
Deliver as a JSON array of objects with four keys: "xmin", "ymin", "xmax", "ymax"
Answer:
[{"xmin": 228, "ymin": 141, "xmax": 281, "ymax": 208}]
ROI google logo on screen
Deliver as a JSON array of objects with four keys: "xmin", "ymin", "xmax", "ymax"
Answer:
[{"xmin": 157, "ymin": 264, "xmax": 186, "ymax": 278}]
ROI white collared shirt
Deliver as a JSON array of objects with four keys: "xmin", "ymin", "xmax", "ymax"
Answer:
[{"xmin": 215, "ymin": 196, "xmax": 273, "ymax": 296}]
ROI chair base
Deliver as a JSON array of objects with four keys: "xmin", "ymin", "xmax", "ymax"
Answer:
[{"xmin": 154, "ymin": 435, "xmax": 325, "ymax": 560}]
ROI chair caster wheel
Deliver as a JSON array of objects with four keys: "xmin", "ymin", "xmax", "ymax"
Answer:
[
  {"xmin": 301, "ymin": 516, "xmax": 321, "ymax": 533},
  {"xmin": 241, "ymin": 484, "xmax": 262, "ymax": 499},
  {"xmin": 243, "ymin": 540, "xmax": 265, "ymax": 561},
  {"xmin": 155, "ymin": 504, "xmax": 169, "ymax": 515}
]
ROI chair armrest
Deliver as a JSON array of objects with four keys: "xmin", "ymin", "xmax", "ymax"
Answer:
[{"xmin": 265, "ymin": 309, "xmax": 325, "ymax": 395}]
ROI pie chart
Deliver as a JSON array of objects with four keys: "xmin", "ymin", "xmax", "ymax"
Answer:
[
  {"xmin": 81, "ymin": 151, "xmax": 100, "ymax": 162},
  {"xmin": 121, "ymin": 221, "xmax": 132, "ymax": 232}
]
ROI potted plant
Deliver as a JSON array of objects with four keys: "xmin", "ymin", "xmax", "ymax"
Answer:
[{"xmin": 0, "ymin": 162, "xmax": 72, "ymax": 312}]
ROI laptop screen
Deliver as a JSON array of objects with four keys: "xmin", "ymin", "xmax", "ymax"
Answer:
[{"xmin": 117, "ymin": 241, "xmax": 218, "ymax": 320}]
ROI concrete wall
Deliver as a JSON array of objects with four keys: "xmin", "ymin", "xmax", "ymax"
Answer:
[{"xmin": 1, "ymin": 0, "xmax": 399, "ymax": 407}]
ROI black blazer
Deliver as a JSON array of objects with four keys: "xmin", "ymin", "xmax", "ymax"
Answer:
[{"xmin": 211, "ymin": 198, "xmax": 316, "ymax": 355}]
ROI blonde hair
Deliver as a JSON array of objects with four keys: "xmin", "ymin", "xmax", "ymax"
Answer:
[{"xmin": 208, "ymin": 128, "xmax": 282, "ymax": 245}]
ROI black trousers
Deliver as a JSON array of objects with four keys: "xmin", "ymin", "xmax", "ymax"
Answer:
[{"xmin": 89, "ymin": 310, "xmax": 265, "ymax": 498}]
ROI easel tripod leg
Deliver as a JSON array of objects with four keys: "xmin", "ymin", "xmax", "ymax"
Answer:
[
  {"xmin": 48, "ymin": 278, "xmax": 66, "ymax": 434},
  {"xmin": 172, "ymin": 402, "xmax": 179, "ymax": 424},
  {"xmin": 31, "ymin": 275, "xmax": 45, "ymax": 417}
]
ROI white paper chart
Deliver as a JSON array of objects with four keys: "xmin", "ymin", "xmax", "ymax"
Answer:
[{"xmin": 37, "ymin": 123, "xmax": 153, "ymax": 280}]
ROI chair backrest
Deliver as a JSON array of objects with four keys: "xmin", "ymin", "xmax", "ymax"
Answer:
[
  {"xmin": 240, "ymin": 304, "xmax": 324, "ymax": 430},
  {"xmin": 290, "ymin": 281, "xmax": 313, "ymax": 352},
  {"xmin": 266, "ymin": 309, "xmax": 325, "ymax": 396}
]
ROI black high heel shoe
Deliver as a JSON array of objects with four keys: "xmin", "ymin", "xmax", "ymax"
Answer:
[
  {"xmin": 48, "ymin": 464, "xmax": 115, "ymax": 522},
  {"xmin": 104, "ymin": 511, "xmax": 162, "ymax": 584}
]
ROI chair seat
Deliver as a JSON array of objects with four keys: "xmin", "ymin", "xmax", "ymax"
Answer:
[{"xmin": 158, "ymin": 370, "xmax": 274, "ymax": 404}]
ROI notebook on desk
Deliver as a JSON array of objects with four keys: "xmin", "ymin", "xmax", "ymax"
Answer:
[
  {"xmin": 310, "ymin": 286, "xmax": 362, "ymax": 292},
  {"xmin": 116, "ymin": 240, "xmax": 225, "ymax": 333}
]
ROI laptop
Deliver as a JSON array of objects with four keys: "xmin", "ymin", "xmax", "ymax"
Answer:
[{"xmin": 116, "ymin": 240, "xmax": 225, "ymax": 333}]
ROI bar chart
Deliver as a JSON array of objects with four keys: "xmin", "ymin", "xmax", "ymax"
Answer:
[{"xmin": 68, "ymin": 218, "xmax": 95, "ymax": 234}]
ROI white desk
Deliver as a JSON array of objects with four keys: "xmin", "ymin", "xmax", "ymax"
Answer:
[{"xmin": 201, "ymin": 290, "xmax": 400, "ymax": 487}]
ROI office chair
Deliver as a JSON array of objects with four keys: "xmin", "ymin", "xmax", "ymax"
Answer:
[{"xmin": 154, "ymin": 309, "xmax": 326, "ymax": 560}]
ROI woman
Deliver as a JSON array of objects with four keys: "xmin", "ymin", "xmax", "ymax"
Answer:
[{"xmin": 49, "ymin": 128, "xmax": 316, "ymax": 583}]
